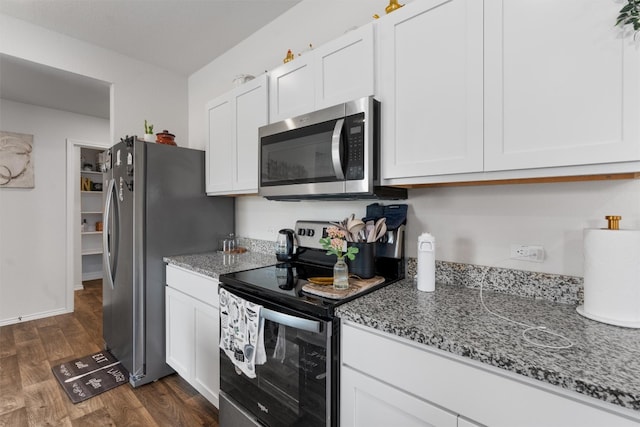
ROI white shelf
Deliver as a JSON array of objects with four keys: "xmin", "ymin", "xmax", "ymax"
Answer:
[
  {"xmin": 81, "ymin": 190, "xmax": 102, "ymax": 194},
  {"xmin": 81, "ymin": 231, "xmax": 102, "ymax": 235},
  {"xmin": 81, "ymin": 170, "xmax": 103, "ymax": 175},
  {"xmin": 82, "ymin": 250, "xmax": 103, "ymax": 256},
  {"xmin": 82, "ymin": 211, "xmax": 103, "ymax": 215}
]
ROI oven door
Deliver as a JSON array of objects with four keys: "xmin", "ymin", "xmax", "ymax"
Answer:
[{"xmin": 220, "ymin": 288, "xmax": 335, "ymax": 427}]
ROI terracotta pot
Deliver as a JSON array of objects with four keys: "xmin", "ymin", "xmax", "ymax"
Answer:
[{"xmin": 155, "ymin": 130, "xmax": 176, "ymax": 146}]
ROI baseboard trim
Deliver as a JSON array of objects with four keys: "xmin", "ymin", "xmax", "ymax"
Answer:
[{"xmin": 0, "ymin": 307, "xmax": 71, "ymax": 327}]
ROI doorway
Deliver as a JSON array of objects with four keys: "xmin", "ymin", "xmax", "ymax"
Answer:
[{"xmin": 66, "ymin": 139, "xmax": 110, "ymax": 311}]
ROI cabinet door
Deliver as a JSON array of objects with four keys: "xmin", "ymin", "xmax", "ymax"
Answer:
[
  {"xmin": 193, "ymin": 298, "xmax": 220, "ymax": 407},
  {"xmin": 269, "ymin": 55, "xmax": 315, "ymax": 122},
  {"xmin": 315, "ymin": 23, "xmax": 375, "ymax": 109},
  {"xmin": 206, "ymin": 96, "xmax": 233, "ymax": 194},
  {"xmin": 484, "ymin": 0, "xmax": 640, "ymax": 171},
  {"xmin": 379, "ymin": 0, "xmax": 484, "ymax": 179},
  {"xmin": 341, "ymin": 366, "xmax": 457, "ymax": 427},
  {"xmin": 234, "ymin": 74, "xmax": 268, "ymax": 193},
  {"xmin": 165, "ymin": 287, "xmax": 194, "ymax": 379}
]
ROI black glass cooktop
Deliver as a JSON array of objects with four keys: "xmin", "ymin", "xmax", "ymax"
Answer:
[{"xmin": 219, "ymin": 261, "xmax": 398, "ymax": 319}]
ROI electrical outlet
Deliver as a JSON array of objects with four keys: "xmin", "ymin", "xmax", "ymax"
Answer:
[{"xmin": 510, "ymin": 244, "xmax": 545, "ymax": 262}]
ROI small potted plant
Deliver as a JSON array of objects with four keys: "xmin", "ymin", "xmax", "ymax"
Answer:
[
  {"xmin": 319, "ymin": 226, "xmax": 359, "ymax": 290},
  {"xmin": 143, "ymin": 120, "xmax": 155, "ymax": 142}
]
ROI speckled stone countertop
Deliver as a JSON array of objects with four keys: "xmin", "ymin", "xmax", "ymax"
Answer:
[
  {"xmin": 336, "ymin": 279, "xmax": 640, "ymax": 413},
  {"xmin": 163, "ymin": 250, "xmax": 277, "ymax": 279}
]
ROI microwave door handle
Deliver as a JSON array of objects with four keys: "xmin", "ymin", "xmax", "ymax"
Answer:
[
  {"xmin": 331, "ymin": 118, "xmax": 345, "ymax": 180},
  {"xmin": 260, "ymin": 307, "xmax": 322, "ymax": 333}
]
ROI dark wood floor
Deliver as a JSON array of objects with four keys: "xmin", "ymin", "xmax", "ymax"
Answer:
[{"xmin": 0, "ymin": 280, "xmax": 219, "ymax": 426}]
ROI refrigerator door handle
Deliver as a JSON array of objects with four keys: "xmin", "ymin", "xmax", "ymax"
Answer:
[{"xmin": 103, "ymin": 178, "xmax": 117, "ymax": 289}]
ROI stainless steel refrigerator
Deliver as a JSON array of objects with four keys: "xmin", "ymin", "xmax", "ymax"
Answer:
[{"xmin": 102, "ymin": 136, "xmax": 234, "ymax": 387}]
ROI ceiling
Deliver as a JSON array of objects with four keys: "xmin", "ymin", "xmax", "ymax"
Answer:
[{"xmin": 0, "ymin": 0, "xmax": 301, "ymax": 119}]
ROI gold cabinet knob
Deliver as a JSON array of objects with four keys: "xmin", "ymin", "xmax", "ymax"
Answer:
[{"xmin": 605, "ymin": 215, "xmax": 622, "ymax": 230}]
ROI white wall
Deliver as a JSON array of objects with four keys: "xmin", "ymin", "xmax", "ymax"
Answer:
[
  {"xmin": 0, "ymin": 99, "xmax": 109, "ymax": 324},
  {"xmin": 189, "ymin": 0, "xmax": 640, "ymax": 278},
  {"xmin": 0, "ymin": 13, "xmax": 188, "ymax": 324},
  {"xmin": 0, "ymin": 13, "xmax": 188, "ymax": 145},
  {"xmin": 188, "ymin": 0, "xmax": 376, "ymax": 151}
]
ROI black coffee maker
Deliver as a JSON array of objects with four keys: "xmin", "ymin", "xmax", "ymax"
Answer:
[{"xmin": 276, "ymin": 229, "xmax": 298, "ymax": 261}]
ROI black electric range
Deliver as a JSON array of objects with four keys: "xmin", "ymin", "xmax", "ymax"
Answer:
[
  {"xmin": 220, "ymin": 258, "xmax": 400, "ymax": 320},
  {"xmin": 218, "ymin": 220, "xmax": 405, "ymax": 427}
]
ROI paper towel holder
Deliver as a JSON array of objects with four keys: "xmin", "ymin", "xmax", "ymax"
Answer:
[{"xmin": 577, "ymin": 215, "xmax": 640, "ymax": 328}]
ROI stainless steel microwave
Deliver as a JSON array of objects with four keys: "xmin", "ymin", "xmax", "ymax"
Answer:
[{"xmin": 258, "ymin": 96, "xmax": 406, "ymax": 201}]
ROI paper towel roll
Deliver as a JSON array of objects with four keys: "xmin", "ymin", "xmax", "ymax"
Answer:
[{"xmin": 578, "ymin": 228, "xmax": 640, "ymax": 328}]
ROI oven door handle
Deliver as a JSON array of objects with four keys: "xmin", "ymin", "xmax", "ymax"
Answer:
[{"xmin": 261, "ymin": 307, "xmax": 322, "ymax": 333}]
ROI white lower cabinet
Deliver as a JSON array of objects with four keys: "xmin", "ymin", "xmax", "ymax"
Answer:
[
  {"xmin": 341, "ymin": 366, "xmax": 458, "ymax": 427},
  {"xmin": 165, "ymin": 265, "xmax": 220, "ymax": 407},
  {"xmin": 341, "ymin": 321, "xmax": 639, "ymax": 427}
]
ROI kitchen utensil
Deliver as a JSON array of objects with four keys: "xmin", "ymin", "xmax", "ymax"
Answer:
[
  {"xmin": 347, "ymin": 218, "xmax": 365, "ymax": 241},
  {"xmin": 368, "ymin": 218, "xmax": 386, "ymax": 242},
  {"xmin": 276, "ymin": 228, "xmax": 297, "ymax": 261},
  {"xmin": 374, "ymin": 218, "xmax": 387, "ymax": 242},
  {"xmin": 365, "ymin": 220, "xmax": 374, "ymax": 241}
]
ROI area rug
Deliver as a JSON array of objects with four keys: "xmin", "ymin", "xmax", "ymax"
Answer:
[{"xmin": 51, "ymin": 350, "xmax": 129, "ymax": 403}]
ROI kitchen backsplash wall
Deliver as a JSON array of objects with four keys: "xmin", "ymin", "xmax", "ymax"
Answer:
[
  {"xmin": 235, "ymin": 178, "xmax": 640, "ymax": 279},
  {"xmin": 240, "ymin": 236, "xmax": 583, "ymax": 305}
]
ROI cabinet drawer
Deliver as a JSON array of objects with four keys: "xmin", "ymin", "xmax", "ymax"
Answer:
[{"xmin": 166, "ymin": 264, "xmax": 218, "ymax": 307}]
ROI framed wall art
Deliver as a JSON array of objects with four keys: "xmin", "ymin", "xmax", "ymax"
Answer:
[{"xmin": 0, "ymin": 131, "xmax": 34, "ymax": 188}]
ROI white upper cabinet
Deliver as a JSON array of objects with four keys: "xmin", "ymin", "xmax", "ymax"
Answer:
[
  {"xmin": 269, "ymin": 23, "xmax": 376, "ymax": 123},
  {"xmin": 378, "ymin": 0, "xmax": 484, "ymax": 179},
  {"xmin": 268, "ymin": 55, "xmax": 315, "ymax": 123},
  {"xmin": 484, "ymin": 0, "xmax": 640, "ymax": 171},
  {"xmin": 314, "ymin": 23, "xmax": 376, "ymax": 110},
  {"xmin": 206, "ymin": 74, "xmax": 268, "ymax": 195}
]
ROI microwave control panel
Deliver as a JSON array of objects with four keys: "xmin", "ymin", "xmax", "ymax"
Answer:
[{"xmin": 345, "ymin": 113, "xmax": 365, "ymax": 180}]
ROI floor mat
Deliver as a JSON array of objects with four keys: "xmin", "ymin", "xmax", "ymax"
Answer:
[{"xmin": 51, "ymin": 351, "xmax": 129, "ymax": 403}]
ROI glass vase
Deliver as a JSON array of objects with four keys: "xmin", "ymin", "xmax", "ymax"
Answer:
[{"xmin": 333, "ymin": 257, "xmax": 349, "ymax": 290}]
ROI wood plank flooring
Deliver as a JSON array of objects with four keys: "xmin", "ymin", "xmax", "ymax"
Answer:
[{"xmin": 0, "ymin": 280, "xmax": 220, "ymax": 426}]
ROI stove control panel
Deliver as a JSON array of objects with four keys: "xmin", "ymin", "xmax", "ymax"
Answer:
[{"xmin": 295, "ymin": 221, "xmax": 333, "ymax": 250}]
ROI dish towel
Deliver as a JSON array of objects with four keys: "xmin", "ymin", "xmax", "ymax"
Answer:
[{"xmin": 219, "ymin": 288, "xmax": 266, "ymax": 378}]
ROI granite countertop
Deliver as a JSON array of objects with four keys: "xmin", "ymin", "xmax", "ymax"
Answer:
[
  {"xmin": 164, "ymin": 251, "xmax": 277, "ymax": 279},
  {"xmin": 336, "ymin": 279, "xmax": 640, "ymax": 413}
]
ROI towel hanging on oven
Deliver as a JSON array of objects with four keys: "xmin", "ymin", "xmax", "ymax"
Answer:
[{"xmin": 219, "ymin": 288, "xmax": 266, "ymax": 378}]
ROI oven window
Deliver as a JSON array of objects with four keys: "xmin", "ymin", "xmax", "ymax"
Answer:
[
  {"xmin": 220, "ymin": 318, "xmax": 330, "ymax": 427},
  {"xmin": 261, "ymin": 119, "xmax": 344, "ymax": 186}
]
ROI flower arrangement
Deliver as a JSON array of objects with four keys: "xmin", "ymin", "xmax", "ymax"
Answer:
[{"xmin": 319, "ymin": 226, "xmax": 359, "ymax": 260}]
